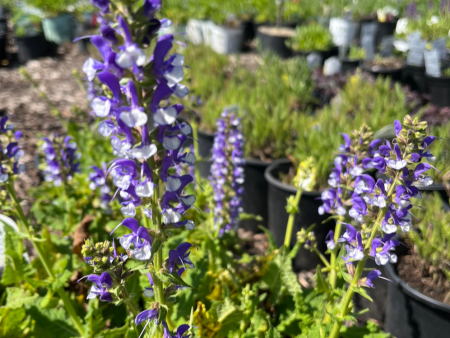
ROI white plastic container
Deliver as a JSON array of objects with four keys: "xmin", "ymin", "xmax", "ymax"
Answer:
[
  {"xmin": 186, "ymin": 19, "xmax": 204, "ymax": 45},
  {"xmin": 210, "ymin": 25, "xmax": 243, "ymax": 54}
]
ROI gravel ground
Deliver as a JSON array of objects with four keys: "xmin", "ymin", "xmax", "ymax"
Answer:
[{"xmin": 0, "ymin": 47, "xmax": 89, "ymax": 201}]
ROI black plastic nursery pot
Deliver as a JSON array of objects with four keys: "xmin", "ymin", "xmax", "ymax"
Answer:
[
  {"xmin": 384, "ymin": 261, "xmax": 450, "ymax": 338},
  {"xmin": 403, "ymin": 65, "xmax": 427, "ymax": 93},
  {"xmin": 341, "ymin": 59, "xmax": 361, "ymax": 74},
  {"xmin": 15, "ymin": 34, "xmax": 49, "ymax": 64},
  {"xmin": 0, "ymin": 18, "xmax": 7, "ymax": 62},
  {"xmin": 353, "ymin": 258, "xmax": 388, "ymax": 323},
  {"xmin": 240, "ymin": 158, "xmax": 271, "ymax": 232},
  {"xmin": 265, "ymin": 159, "xmax": 335, "ymax": 271},
  {"xmin": 197, "ymin": 129, "xmax": 215, "ymax": 179},
  {"xmin": 257, "ymin": 26, "xmax": 294, "ymax": 59},
  {"xmin": 362, "ymin": 64, "xmax": 405, "ymax": 83},
  {"xmin": 375, "ymin": 19, "xmax": 397, "ymax": 51},
  {"xmin": 426, "ymin": 74, "xmax": 450, "ymax": 108}
]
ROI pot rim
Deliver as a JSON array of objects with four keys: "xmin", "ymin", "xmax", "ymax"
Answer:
[
  {"xmin": 425, "ymin": 74, "xmax": 450, "ymax": 82},
  {"xmin": 362, "ymin": 63, "xmax": 406, "ymax": 74},
  {"xmin": 264, "ymin": 158, "xmax": 321, "ymax": 196},
  {"xmin": 384, "ymin": 262, "xmax": 450, "ymax": 314}
]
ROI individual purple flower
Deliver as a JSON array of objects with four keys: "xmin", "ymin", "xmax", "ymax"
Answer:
[
  {"xmin": 354, "ymin": 174, "xmax": 376, "ymax": 195},
  {"xmin": 349, "ymin": 193, "xmax": 367, "ymax": 222},
  {"xmin": 163, "ymin": 322, "xmax": 190, "ymax": 338},
  {"xmin": 111, "ymin": 218, "xmax": 153, "ymax": 260},
  {"xmin": 365, "ymin": 270, "xmax": 382, "ymax": 287},
  {"xmin": 373, "ymin": 179, "xmax": 388, "ymax": 208},
  {"xmin": 394, "ymin": 120, "xmax": 402, "ymax": 136},
  {"xmin": 386, "ymin": 144, "xmax": 407, "ymax": 170},
  {"xmin": 338, "ymin": 223, "xmax": 357, "ymax": 244},
  {"xmin": 89, "ymin": 163, "xmax": 112, "ymax": 209},
  {"xmin": 168, "ymin": 242, "xmax": 194, "ymax": 274},
  {"xmin": 325, "ymin": 230, "xmax": 335, "ymax": 250},
  {"xmin": 344, "ymin": 232, "xmax": 364, "ymax": 262},
  {"xmin": 370, "ymin": 233, "xmax": 400, "ymax": 265},
  {"xmin": 135, "ymin": 308, "xmax": 159, "ymax": 326},
  {"xmin": 82, "ymin": 272, "xmax": 113, "ymax": 302},
  {"xmin": 115, "ymin": 16, "xmax": 146, "ymax": 71}
]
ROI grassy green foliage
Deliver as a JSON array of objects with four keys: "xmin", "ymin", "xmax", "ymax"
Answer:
[
  {"xmin": 290, "ymin": 72, "xmax": 420, "ymax": 189},
  {"xmin": 408, "ymin": 193, "xmax": 450, "ymax": 287},
  {"xmin": 287, "ymin": 23, "xmax": 334, "ymax": 52},
  {"xmin": 348, "ymin": 46, "xmax": 366, "ymax": 60},
  {"xmin": 181, "ymin": 45, "xmax": 316, "ymax": 160}
]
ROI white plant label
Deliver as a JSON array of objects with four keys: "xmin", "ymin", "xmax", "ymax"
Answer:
[
  {"xmin": 406, "ymin": 32, "xmax": 425, "ymax": 66},
  {"xmin": 329, "ymin": 18, "xmax": 356, "ymax": 46},
  {"xmin": 432, "ymin": 38, "xmax": 446, "ymax": 60},
  {"xmin": 361, "ymin": 22, "xmax": 377, "ymax": 60},
  {"xmin": 380, "ymin": 36, "xmax": 394, "ymax": 57},
  {"xmin": 424, "ymin": 49, "xmax": 441, "ymax": 77}
]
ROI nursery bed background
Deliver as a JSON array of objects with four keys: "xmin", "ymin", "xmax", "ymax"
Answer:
[{"xmin": 1, "ymin": 0, "xmax": 450, "ymax": 338}]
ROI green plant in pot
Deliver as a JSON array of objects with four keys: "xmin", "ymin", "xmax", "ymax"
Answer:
[
  {"xmin": 289, "ymin": 72, "xmax": 420, "ymax": 191},
  {"xmin": 348, "ymin": 45, "xmax": 366, "ymax": 60},
  {"xmin": 383, "ymin": 192, "xmax": 450, "ymax": 337},
  {"xmin": 23, "ymin": 0, "xmax": 79, "ymax": 44},
  {"xmin": 286, "ymin": 23, "xmax": 334, "ymax": 55}
]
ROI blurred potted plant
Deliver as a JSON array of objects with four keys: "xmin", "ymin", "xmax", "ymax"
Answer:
[
  {"xmin": 385, "ymin": 193, "xmax": 450, "ymax": 338},
  {"xmin": 12, "ymin": 11, "xmax": 48, "ymax": 63},
  {"xmin": 286, "ymin": 22, "xmax": 335, "ymax": 64},
  {"xmin": 23, "ymin": 0, "xmax": 78, "ymax": 45},
  {"xmin": 341, "ymin": 45, "xmax": 365, "ymax": 73},
  {"xmin": 264, "ymin": 72, "xmax": 421, "ymax": 270},
  {"xmin": 182, "ymin": 46, "xmax": 316, "ymax": 231},
  {"xmin": 256, "ymin": 0, "xmax": 296, "ymax": 58},
  {"xmin": 426, "ymin": 65, "xmax": 450, "ymax": 108},
  {"xmin": 398, "ymin": 10, "xmax": 450, "ymax": 93},
  {"xmin": 375, "ymin": 5, "xmax": 399, "ymax": 50},
  {"xmin": 363, "ymin": 54, "xmax": 405, "ymax": 82}
]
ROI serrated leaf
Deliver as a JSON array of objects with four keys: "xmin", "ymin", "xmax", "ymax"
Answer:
[
  {"xmin": 6, "ymin": 287, "xmax": 38, "ymax": 309},
  {"xmin": 265, "ymin": 326, "xmax": 282, "ymax": 338},
  {"xmin": 27, "ymin": 303, "xmax": 79, "ymax": 338},
  {"xmin": 50, "ymin": 270, "xmax": 73, "ymax": 292},
  {"xmin": 0, "ymin": 307, "xmax": 29, "ymax": 337},
  {"xmin": 353, "ymin": 286, "xmax": 373, "ymax": 302}
]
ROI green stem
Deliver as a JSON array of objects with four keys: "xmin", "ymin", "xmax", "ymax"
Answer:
[
  {"xmin": 5, "ymin": 181, "xmax": 85, "ymax": 337},
  {"xmin": 62, "ymin": 183, "xmax": 74, "ymax": 233},
  {"xmin": 190, "ymin": 119, "xmax": 201, "ymax": 185},
  {"xmin": 312, "ymin": 247, "xmax": 331, "ymax": 268},
  {"xmin": 284, "ymin": 189, "xmax": 302, "ymax": 248},
  {"xmin": 329, "ymin": 216, "xmax": 344, "ymax": 290},
  {"xmin": 151, "ymin": 180, "xmax": 165, "ymax": 338}
]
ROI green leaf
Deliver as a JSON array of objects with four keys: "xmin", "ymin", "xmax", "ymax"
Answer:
[
  {"xmin": 27, "ymin": 303, "xmax": 79, "ymax": 338},
  {"xmin": 158, "ymin": 304, "xmax": 168, "ymax": 325},
  {"xmin": 315, "ymin": 264, "xmax": 331, "ymax": 295},
  {"xmin": 0, "ymin": 307, "xmax": 29, "ymax": 337},
  {"xmin": 157, "ymin": 271, "xmax": 193, "ymax": 289},
  {"xmin": 5, "ymin": 287, "xmax": 38, "ymax": 309},
  {"xmin": 150, "ymin": 239, "xmax": 162, "ymax": 262},
  {"xmin": 265, "ymin": 326, "xmax": 282, "ymax": 338},
  {"xmin": 258, "ymin": 226, "xmax": 277, "ymax": 252},
  {"xmin": 50, "ymin": 270, "xmax": 73, "ymax": 292},
  {"xmin": 353, "ymin": 287, "xmax": 373, "ymax": 302},
  {"xmin": 2, "ymin": 250, "xmax": 24, "ymax": 285}
]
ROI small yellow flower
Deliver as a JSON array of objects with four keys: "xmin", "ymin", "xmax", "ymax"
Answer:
[{"xmin": 293, "ymin": 157, "xmax": 316, "ymax": 191}]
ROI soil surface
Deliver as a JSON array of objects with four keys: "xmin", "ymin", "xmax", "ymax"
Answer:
[
  {"xmin": 0, "ymin": 46, "xmax": 89, "ymax": 203},
  {"xmin": 363, "ymin": 58, "xmax": 404, "ymax": 71},
  {"xmin": 397, "ymin": 252, "xmax": 450, "ymax": 305},
  {"xmin": 257, "ymin": 26, "xmax": 296, "ymax": 37}
]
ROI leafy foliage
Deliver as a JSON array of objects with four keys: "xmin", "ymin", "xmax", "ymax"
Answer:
[{"xmin": 287, "ymin": 23, "xmax": 334, "ymax": 52}]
